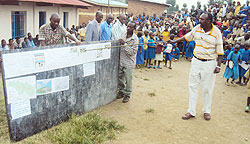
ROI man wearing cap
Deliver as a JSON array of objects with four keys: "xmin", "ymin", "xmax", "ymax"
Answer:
[{"xmin": 169, "ymin": 12, "xmax": 224, "ymax": 121}]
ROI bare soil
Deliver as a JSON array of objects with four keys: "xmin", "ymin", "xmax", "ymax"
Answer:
[{"xmin": 98, "ymin": 59, "xmax": 250, "ymax": 144}]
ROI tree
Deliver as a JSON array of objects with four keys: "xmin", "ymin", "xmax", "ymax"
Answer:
[
  {"xmin": 176, "ymin": 4, "xmax": 179, "ymax": 11},
  {"xmin": 166, "ymin": 0, "xmax": 176, "ymax": 7},
  {"xmin": 208, "ymin": 0, "xmax": 214, "ymax": 6},
  {"xmin": 191, "ymin": 5, "xmax": 195, "ymax": 10},
  {"xmin": 166, "ymin": 0, "xmax": 179, "ymax": 13},
  {"xmin": 181, "ymin": 3, "xmax": 187, "ymax": 11},
  {"xmin": 197, "ymin": 1, "xmax": 201, "ymax": 7},
  {"xmin": 203, "ymin": 4, "xmax": 207, "ymax": 10}
]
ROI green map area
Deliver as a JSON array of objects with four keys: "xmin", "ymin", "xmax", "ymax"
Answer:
[{"xmin": 8, "ymin": 81, "xmax": 35, "ymax": 97}]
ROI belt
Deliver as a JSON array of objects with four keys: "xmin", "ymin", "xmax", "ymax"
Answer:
[{"xmin": 194, "ymin": 55, "xmax": 214, "ymax": 62}]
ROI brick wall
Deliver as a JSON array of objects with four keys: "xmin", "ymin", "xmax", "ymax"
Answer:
[
  {"xmin": 79, "ymin": 5, "xmax": 127, "ymax": 25},
  {"xmin": 128, "ymin": 0, "xmax": 167, "ymax": 16}
]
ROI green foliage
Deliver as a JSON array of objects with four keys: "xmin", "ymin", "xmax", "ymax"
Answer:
[
  {"xmin": 47, "ymin": 113, "xmax": 125, "ymax": 144},
  {"xmin": 0, "ymin": 76, "xmax": 8, "ymax": 142},
  {"xmin": 166, "ymin": 0, "xmax": 176, "ymax": 6},
  {"xmin": 145, "ymin": 109, "xmax": 155, "ymax": 113},
  {"xmin": 197, "ymin": 1, "xmax": 201, "ymax": 7},
  {"xmin": 176, "ymin": 4, "xmax": 179, "ymax": 10},
  {"xmin": 183, "ymin": 3, "xmax": 187, "ymax": 8},
  {"xmin": 191, "ymin": 5, "xmax": 195, "ymax": 10},
  {"xmin": 208, "ymin": 0, "xmax": 214, "ymax": 6},
  {"xmin": 166, "ymin": 0, "xmax": 179, "ymax": 14},
  {"xmin": 148, "ymin": 92, "xmax": 156, "ymax": 97}
]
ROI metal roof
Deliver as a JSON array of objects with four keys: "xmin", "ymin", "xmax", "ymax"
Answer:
[
  {"xmin": 82, "ymin": 0, "xmax": 128, "ymax": 8},
  {"xmin": 139, "ymin": 0, "xmax": 171, "ymax": 7},
  {"xmin": 18, "ymin": 0, "xmax": 92, "ymax": 7}
]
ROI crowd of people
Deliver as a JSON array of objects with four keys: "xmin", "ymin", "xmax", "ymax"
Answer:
[{"xmin": 1, "ymin": 0, "xmax": 250, "ymax": 113}]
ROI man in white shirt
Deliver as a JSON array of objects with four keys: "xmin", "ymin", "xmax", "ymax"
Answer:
[
  {"xmin": 169, "ymin": 12, "xmax": 224, "ymax": 121},
  {"xmin": 112, "ymin": 14, "xmax": 127, "ymax": 40}
]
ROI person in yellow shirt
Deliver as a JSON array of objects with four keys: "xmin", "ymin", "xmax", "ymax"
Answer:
[
  {"xmin": 143, "ymin": 30, "xmax": 150, "ymax": 62},
  {"xmin": 162, "ymin": 25, "xmax": 170, "ymax": 40},
  {"xmin": 78, "ymin": 24, "xmax": 86, "ymax": 42},
  {"xmin": 235, "ymin": 2, "xmax": 241, "ymax": 16},
  {"xmin": 244, "ymin": 68, "xmax": 250, "ymax": 112}
]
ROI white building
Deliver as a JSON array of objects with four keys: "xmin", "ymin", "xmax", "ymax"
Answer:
[{"xmin": 0, "ymin": 0, "xmax": 91, "ymax": 40}]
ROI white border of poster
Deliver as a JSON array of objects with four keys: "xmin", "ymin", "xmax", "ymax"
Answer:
[{"xmin": 3, "ymin": 42, "xmax": 111, "ymax": 79}]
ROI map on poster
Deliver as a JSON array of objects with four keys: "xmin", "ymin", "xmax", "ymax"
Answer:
[
  {"xmin": 36, "ymin": 76, "xmax": 69, "ymax": 95},
  {"xmin": 6, "ymin": 75, "xmax": 36, "ymax": 104}
]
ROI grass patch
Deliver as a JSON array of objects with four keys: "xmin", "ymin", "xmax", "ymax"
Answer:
[
  {"xmin": 145, "ymin": 109, "xmax": 155, "ymax": 113},
  {"xmin": 143, "ymin": 78, "xmax": 149, "ymax": 81},
  {"xmin": 148, "ymin": 92, "xmax": 156, "ymax": 97},
  {"xmin": 0, "ymin": 75, "xmax": 8, "ymax": 141},
  {"xmin": 47, "ymin": 113, "xmax": 125, "ymax": 144}
]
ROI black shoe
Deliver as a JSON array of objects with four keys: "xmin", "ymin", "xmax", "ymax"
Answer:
[
  {"xmin": 117, "ymin": 92, "xmax": 124, "ymax": 99},
  {"xmin": 122, "ymin": 96, "xmax": 130, "ymax": 103}
]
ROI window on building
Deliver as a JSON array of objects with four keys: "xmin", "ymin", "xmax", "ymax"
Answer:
[
  {"xmin": 11, "ymin": 11, "xmax": 26, "ymax": 39},
  {"xmin": 63, "ymin": 12, "xmax": 68, "ymax": 28},
  {"xmin": 39, "ymin": 11, "xmax": 46, "ymax": 27}
]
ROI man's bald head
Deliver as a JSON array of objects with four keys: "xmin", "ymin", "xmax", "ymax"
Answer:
[
  {"xmin": 106, "ymin": 14, "xmax": 114, "ymax": 24},
  {"xmin": 95, "ymin": 11, "xmax": 103, "ymax": 23},
  {"xmin": 50, "ymin": 13, "xmax": 60, "ymax": 30},
  {"xmin": 118, "ymin": 14, "xmax": 126, "ymax": 25},
  {"xmin": 51, "ymin": 13, "xmax": 60, "ymax": 20}
]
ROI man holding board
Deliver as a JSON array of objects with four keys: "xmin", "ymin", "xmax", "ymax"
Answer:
[{"xmin": 39, "ymin": 14, "xmax": 81, "ymax": 46}]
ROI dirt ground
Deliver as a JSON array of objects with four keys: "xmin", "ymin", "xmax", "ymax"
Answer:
[
  {"xmin": 96, "ymin": 59, "xmax": 250, "ymax": 144},
  {"xmin": 1, "ymin": 58, "xmax": 250, "ymax": 144}
]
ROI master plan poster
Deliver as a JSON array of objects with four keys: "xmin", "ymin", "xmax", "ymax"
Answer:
[{"xmin": 6, "ymin": 75, "xmax": 36, "ymax": 104}]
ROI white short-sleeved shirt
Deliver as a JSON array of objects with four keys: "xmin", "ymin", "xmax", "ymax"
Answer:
[{"xmin": 184, "ymin": 24, "xmax": 224, "ymax": 60}]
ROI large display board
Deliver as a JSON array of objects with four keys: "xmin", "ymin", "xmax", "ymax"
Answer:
[{"xmin": 1, "ymin": 41, "xmax": 120, "ymax": 141}]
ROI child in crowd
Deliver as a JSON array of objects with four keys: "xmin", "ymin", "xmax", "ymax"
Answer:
[
  {"xmin": 222, "ymin": 44, "xmax": 230, "ymax": 64},
  {"xmin": 145, "ymin": 32, "xmax": 156, "ymax": 68},
  {"xmin": 154, "ymin": 34, "xmax": 164, "ymax": 69},
  {"xmin": 237, "ymin": 42, "xmax": 250, "ymax": 85},
  {"xmin": 172, "ymin": 44, "xmax": 180, "ymax": 60},
  {"xmin": 164, "ymin": 34, "xmax": 174, "ymax": 69},
  {"xmin": 136, "ymin": 32, "xmax": 144, "ymax": 68},
  {"xmin": 143, "ymin": 30, "xmax": 150, "ymax": 62},
  {"xmin": 223, "ymin": 44, "xmax": 242, "ymax": 86},
  {"xmin": 185, "ymin": 41, "xmax": 195, "ymax": 61},
  {"xmin": 244, "ymin": 68, "xmax": 250, "ymax": 112}
]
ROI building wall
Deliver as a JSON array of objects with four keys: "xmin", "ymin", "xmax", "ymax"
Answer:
[
  {"xmin": 79, "ymin": 5, "xmax": 127, "ymax": 25},
  {"xmin": 0, "ymin": 2, "xmax": 79, "ymax": 40},
  {"xmin": 127, "ymin": 0, "xmax": 166, "ymax": 16}
]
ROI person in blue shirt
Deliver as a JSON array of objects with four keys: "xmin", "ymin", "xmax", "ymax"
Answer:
[
  {"xmin": 224, "ymin": 44, "xmax": 242, "ymax": 86},
  {"xmin": 28, "ymin": 36, "xmax": 36, "ymax": 48},
  {"xmin": 223, "ymin": 44, "xmax": 232, "ymax": 64},
  {"xmin": 182, "ymin": 10, "xmax": 189, "ymax": 18},
  {"xmin": 141, "ymin": 12, "xmax": 147, "ymax": 20},
  {"xmin": 152, "ymin": 13, "xmax": 158, "ymax": 22},
  {"xmin": 136, "ymin": 32, "xmax": 144, "ymax": 68},
  {"xmin": 150, "ymin": 23, "xmax": 158, "ymax": 34},
  {"xmin": 239, "ymin": 1, "xmax": 250, "ymax": 24},
  {"xmin": 185, "ymin": 41, "xmax": 195, "ymax": 61},
  {"xmin": 0, "ymin": 39, "xmax": 9, "ymax": 51},
  {"xmin": 22, "ymin": 37, "xmax": 30, "ymax": 48},
  {"xmin": 164, "ymin": 34, "xmax": 175, "ymax": 69},
  {"xmin": 137, "ymin": 14, "xmax": 142, "ymax": 22},
  {"xmin": 237, "ymin": 42, "xmax": 250, "ymax": 85},
  {"xmin": 172, "ymin": 44, "xmax": 180, "ymax": 60},
  {"xmin": 145, "ymin": 32, "xmax": 156, "ymax": 68},
  {"xmin": 100, "ymin": 14, "xmax": 114, "ymax": 41}
]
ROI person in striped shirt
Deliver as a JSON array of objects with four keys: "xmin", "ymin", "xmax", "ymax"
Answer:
[{"xmin": 169, "ymin": 12, "xmax": 224, "ymax": 121}]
